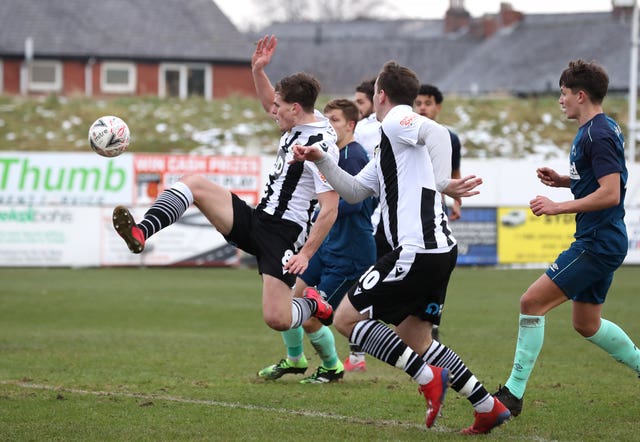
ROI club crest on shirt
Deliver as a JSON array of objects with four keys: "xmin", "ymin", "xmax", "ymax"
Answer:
[{"xmin": 399, "ymin": 115, "xmax": 417, "ymax": 127}]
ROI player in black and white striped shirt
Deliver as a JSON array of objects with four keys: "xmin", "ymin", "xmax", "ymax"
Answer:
[
  {"xmin": 292, "ymin": 61, "xmax": 510, "ymax": 434},
  {"xmin": 112, "ymin": 35, "xmax": 339, "ymax": 339}
]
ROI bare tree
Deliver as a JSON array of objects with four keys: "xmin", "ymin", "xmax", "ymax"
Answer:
[{"xmin": 256, "ymin": 0, "xmax": 395, "ymax": 23}]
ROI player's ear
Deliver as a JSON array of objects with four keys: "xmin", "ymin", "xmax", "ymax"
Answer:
[{"xmin": 577, "ymin": 89, "xmax": 588, "ymax": 103}]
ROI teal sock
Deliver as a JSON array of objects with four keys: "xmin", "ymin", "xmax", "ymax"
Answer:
[
  {"xmin": 586, "ymin": 318, "xmax": 640, "ymax": 375},
  {"xmin": 307, "ymin": 326, "xmax": 339, "ymax": 369},
  {"xmin": 505, "ymin": 314, "xmax": 545, "ymax": 399},
  {"xmin": 281, "ymin": 327, "xmax": 304, "ymax": 360}
]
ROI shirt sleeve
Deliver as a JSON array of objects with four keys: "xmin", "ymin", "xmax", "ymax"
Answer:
[
  {"xmin": 588, "ymin": 134, "xmax": 623, "ymax": 180},
  {"xmin": 315, "ymin": 153, "xmax": 376, "ymax": 203},
  {"xmin": 417, "ymin": 120, "xmax": 452, "ymax": 192}
]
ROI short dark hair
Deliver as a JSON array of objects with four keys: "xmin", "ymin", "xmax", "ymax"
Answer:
[
  {"xmin": 376, "ymin": 61, "xmax": 420, "ymax": 106},
  {"xmin": 323, "ymin": 98, "xmax": 360, "ymax": 124},
  {"xmin": 355, "ymin": 78, "xmax": 376, "ymax": 103},
  {"xmin": 559, "ymin": 59, "xmax": 609, "ymax": 104},
  {"xmin": 418, "ymin": 84, "xmax": 443, "ymax": 104},
  {"xmin": 275, "ymin": 72, "xmax": 321, "ymax": 113}
]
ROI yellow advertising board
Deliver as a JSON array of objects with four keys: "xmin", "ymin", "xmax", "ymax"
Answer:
[{"xmin": 497, "ymin": 207, "xmax": 575, "ymax": 264}]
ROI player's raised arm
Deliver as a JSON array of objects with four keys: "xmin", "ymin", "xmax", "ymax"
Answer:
[{"xmin": 251, "ymin": 35, "xmax": 278, "ymax": 114}]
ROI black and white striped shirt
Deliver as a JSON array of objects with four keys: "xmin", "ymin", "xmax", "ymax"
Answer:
[
  {"xmin": 257, "ymin": 111, "xmax": 339, "ymax": 236},
  {"xmin": 355, "ymin": 105, "xmax": 455, "ymax": 252}
]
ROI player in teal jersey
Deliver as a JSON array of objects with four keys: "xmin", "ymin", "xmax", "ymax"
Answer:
[{"xmin": 495, "ymin": 59, "xmax": 640, "ymax": 418}]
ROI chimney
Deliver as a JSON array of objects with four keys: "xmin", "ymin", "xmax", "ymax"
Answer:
[
  {"xmin": 612, "ymin": 1, "xmax": 634, "ymax": 20},
  {"xmin": 444, "ymin": 0, "xmax": 471, "ymax": 33},
  {"xmin": 500, "ymin": 2, "xmax": 523, "ymax": 27},
  {"xmin": 470, "ymin": 16, "xmax": 499, "ymax": 39}
]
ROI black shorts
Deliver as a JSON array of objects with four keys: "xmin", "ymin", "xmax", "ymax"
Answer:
[
  {"xmin": 348, "ymin": 245, "xmax": 458, "ymax": 326},
  {"xmin": 224, "ymin": 193, "xmax": 303, "ymax": 287}
]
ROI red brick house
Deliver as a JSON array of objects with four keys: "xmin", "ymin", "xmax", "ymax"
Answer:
[{"xmin": 0, "ymin": 0, "xmax": 256, "ymax": 99}]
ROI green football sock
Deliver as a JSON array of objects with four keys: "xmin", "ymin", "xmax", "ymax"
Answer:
[
  {"xmin": 307, "ymin": 326, "xmax": 339, "ymax": 369},
  {"xmin": 586, "ymin": 318, "xmax": 640, "ymax": 375},
  {"xmin": 505, "ymin": 314, "xmax": 545, "ymax": 399},
  {"xmin": 281, "ymin": 327, "xmax": 304, "ymax": 360}
]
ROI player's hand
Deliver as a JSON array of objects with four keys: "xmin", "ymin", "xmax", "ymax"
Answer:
[
  {"xmin": 290, "ymin": 144, "xmax": 323, "ymax": 163},
  {"xmin": 530, "ymin": 195, "xmax": 561, "ymax": 216},
  {"xmin": 251, "ymin": 35, "xmax": 277, "ymax": 70},
  {"xmin": 448, "ymin": 198, "xmax": 462, "ymax": 221},
  {"xmin": 443, "ymin": 175, "xmax": 482, "ymax": 198},
  {"xmin": 284, "ymin": 252, "xmax": 309, "ymax": 275},
  {"xmin": 536, "ymin": 167, "xmax": 563, "ymax": 187}
]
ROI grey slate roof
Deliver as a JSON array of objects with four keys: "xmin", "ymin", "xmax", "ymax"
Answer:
[
  {"xmin": 438, "ymin": 12, "xmax": 634, "ymax": 95},
  {"xmin": 256, "ymin": 11, "xmax": 637, "ymax": 96},
  {"xmin": 255, "ymin": 19, "xmax": 479, "ymax": 96},
  {"xmin": 0, "ymin": 0, "xmax": 253, "ymax": 63}
]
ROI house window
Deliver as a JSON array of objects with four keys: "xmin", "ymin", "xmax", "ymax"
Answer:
[
  {"xmin": 159, "ymin": 63, "xmax": 211, "ymax": 99},
  {"xmin": 28, "ymin": 60, "xmax": 62, "ymax": 92},
  {"xmin": 101, "ymin": 62, "xmax": 136, "ymax": 93}
]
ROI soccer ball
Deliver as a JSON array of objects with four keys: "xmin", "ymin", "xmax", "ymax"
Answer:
[{"xmin": 88, "ymin": 116, "xmax": 130, "ymax": 157}]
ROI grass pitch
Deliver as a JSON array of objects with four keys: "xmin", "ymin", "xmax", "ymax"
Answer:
[{"xmin": 1, "ymin": 266, "xmax": 639, "ymax": 441}]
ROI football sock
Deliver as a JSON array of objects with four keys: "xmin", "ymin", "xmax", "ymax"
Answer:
[
  {"xmin": 307, "ymin": 326, "xmax": 339, "ymax": 369},
  {"xmin": 586, "ymin": 318, "xmax": 640, "ymax": 375},
  {"xmin": 290, "ymin": 298, "xmax": 313, "ymax": 329},
  {"xmin": 281, "ymin": 327, "xmax": 304, "ymax": 359},
  {"xmin": 138, "ymin": 182, "xmax": 192, "ymax": 239},
  {"xmin": 348, "ymin": 343, "xmax": 366, "ymax": 363},
  {"xmin": 350, "ymin": 319, "xmax": 428, "ymax": 380},
  {"xmin": 505, "ymin": 314, "xmax": 545, "ymax": 399},
  {"xmin": 422, "ymin": 340, "xmax": 493, "ymax": 412}
]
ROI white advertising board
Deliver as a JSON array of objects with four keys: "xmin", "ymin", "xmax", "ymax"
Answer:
[{"xmin": 0, "ymin": 205, "xmax": 100, "ymax": 266}]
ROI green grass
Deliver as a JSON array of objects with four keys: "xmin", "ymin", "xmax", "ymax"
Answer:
[{"xmin": 1, "ymin": 267, "xmax": 639, "ymax": 441}]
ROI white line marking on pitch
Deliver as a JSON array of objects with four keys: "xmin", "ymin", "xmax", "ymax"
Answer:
[
  {"xmin": 2, "ymin": 380, "xmax": 554, "ymax": 441},
  {"xmin": 2, "ymin": 380, "xmax": 432, "ymax": 431}
]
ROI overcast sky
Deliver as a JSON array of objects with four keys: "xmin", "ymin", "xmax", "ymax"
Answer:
[{"xmin": 215, "ymin": 0, "xmax": 619, "ymax": 31}]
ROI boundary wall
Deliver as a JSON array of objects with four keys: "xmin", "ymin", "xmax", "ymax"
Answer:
[{"xmin": 1, "ymin": 153, "xmax": 638, "ymax": 267}]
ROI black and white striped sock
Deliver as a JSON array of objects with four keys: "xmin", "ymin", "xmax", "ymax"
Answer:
[
  {"xmin": 351, "ymin": 319, "xmax": 425, "ymax": 378},
  {"xmin": 422, "ymin": 340, "xmax": 493, "ymax": 411},
  {"xmin": 138, "ymin": 182, "xmax": 192, "ymax": 239}
]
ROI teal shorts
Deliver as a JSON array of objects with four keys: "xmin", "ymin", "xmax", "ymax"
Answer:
[{"xmin": 546, "ymin": 242, "xmax": 625, "ymax": 304}]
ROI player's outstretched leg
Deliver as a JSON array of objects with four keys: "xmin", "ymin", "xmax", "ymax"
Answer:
[
  {"xmin": 112, "ymin": 183, "xmax": 192, "ymax": 254},
  {"xmin": 112, "ymin": 206, "xmax": 145, "ymax": 253}
]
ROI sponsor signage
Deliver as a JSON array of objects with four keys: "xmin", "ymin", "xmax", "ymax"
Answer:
[
  {"xmin": 0, "ymin": 152, "xmax": 133, "ymax": 205},
  {"xmin": 497, "ymin": 206, "xmax": 574, "ymax": 264},
  {"xmin": 133, "ymin": 154, "xmax": 262, "ymax": 206},
  {"xmin": 0, "ymin": 205, "xmax": 100, "ymax": 266},
  {"xmin": 453, "ymin": 207, "xmax": 497, "ymax": 265}
]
